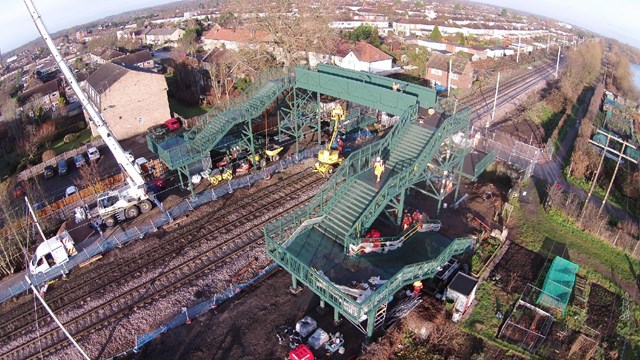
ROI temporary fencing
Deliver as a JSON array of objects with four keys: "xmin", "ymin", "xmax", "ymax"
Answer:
[
  {"xmin": 107, "ymin": 263, "xmax": 278, "ymax": 359},
  {"xmin": 0, "ymin": 147, "xmax": 319, "ymax": 304}
]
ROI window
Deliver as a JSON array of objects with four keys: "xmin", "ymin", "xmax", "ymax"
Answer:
[{"xmin": 430, "ymin": 68, "xmax": 442, "ymax": 76}]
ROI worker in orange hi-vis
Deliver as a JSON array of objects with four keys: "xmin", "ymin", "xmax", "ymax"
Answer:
[
  {"xmin": 373, "ymin": 156, "xmax": 385, "ymax": 183},
  {"xmin": 402, "ymin": 212, "xmax": 413, "ymax": 230}
]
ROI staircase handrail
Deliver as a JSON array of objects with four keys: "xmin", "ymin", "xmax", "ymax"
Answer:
[
  {"xmin": 265, "ymin": 232, "xmax": 471, "ymax": 322},
  {"xmin": 264, "ymin": 103, "xmax": 419, "ymax": 245},
  {"xmin": 185, "ymin": 68, "xmax": 293, "ymax": 140},
  {"xmin": 344, "ymin": 108, "xmax": 472, "ymax": 249}
]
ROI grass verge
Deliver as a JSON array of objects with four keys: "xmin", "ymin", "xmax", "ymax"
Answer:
[
  {"xmin": 168, "ymin": 97, "xmax": 209, "ymax": 119},
  {"xmin": 50, "ymin": 128, "xmax": 93, "ymax": 154}
]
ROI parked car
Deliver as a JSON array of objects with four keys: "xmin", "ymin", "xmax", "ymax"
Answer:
[
  {"xmin": 87, "ymin": 147, "xmax": 100, "ymax": 161},
  {"xmin": 43, "ymin": 165, "xmax": 55, "ymax": 179},
  {"xmin": 65, "ymin": 186, "xmax": 78, "ymax": 198},
  {"xmin": 164, "ymin": 118, "xmax": 181, "ymax": 131},
  {"xmin": 74, "ymin": 154, "xmax": 87, "ymax": 168},
  {"xmin": 57, "ymin": 159, "xmax": 69, "ymax": 175}
]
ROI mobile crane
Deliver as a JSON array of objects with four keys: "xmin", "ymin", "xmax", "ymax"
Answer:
[{"xmin": 25, "ymin": 0, "xmax": 156, "ymax": 227}]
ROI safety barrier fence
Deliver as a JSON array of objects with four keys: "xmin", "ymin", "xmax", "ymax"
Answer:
[{"xmin": 0, "ymin": 147, "xmax": 320, "ymax": 304}]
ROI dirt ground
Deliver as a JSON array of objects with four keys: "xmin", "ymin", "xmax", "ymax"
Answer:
[
  {"xmin": 490, "ymin": 243, "xmax": 546, "ymax": 294},
  {"xmin": 125, "ymin": 174, "xmax": 516, "ymax": 360},
  {"xmin": 585, "ymin": 284, "xmax": 622, "ymax": 337},
  {"xmin": 128, "ymin": 269, "xmax": 366, "ymax": 360}
]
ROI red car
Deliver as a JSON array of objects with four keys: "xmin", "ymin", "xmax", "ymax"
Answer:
[{"xmin": 164, "ymin": 118, "xmax": 181, "ymax": 131}]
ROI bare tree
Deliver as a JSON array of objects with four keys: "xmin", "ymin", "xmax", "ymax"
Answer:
[
  {"xmin": 231, "ymin": 0, "xmax": 339, "ymax": 67},
  {"xmin": 17, "ymin": 122, "xmax": 56, "ymax": 162},
  {"xmin": 74, "ymin": 160, "xmax": 103, "ymax": 190}
]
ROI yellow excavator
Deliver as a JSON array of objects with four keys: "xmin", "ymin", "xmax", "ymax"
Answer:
[{"xmin": 314, "ymin": 104, "xmax": 345, "ymax": 177}]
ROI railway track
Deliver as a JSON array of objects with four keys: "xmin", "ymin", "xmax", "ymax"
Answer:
[
  {"xmin": 0, "ymin": 168, "xmax": 324, "ymax": 359},
  {"xmin": 462, "ymin": 63, "xmax": 555, "ymax": 123}
]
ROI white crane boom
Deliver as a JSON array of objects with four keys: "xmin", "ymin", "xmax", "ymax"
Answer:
[{"xmin": 23, "ymin": 0, "xmax": 146, "ymax": 188}]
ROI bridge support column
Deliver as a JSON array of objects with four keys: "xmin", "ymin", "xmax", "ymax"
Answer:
[
  {"xmin": 290, "ymin": 275, "xmax": 302, "ymax": 294},
  {"xmin": 366, "ymin": 308, "xmax": 376, "ymax": 341},
  {"xmin": 177, "ymin": 165, "xmax": 195, "ymax": 198}
]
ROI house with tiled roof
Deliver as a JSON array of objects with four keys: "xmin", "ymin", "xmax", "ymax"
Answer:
[
  {"xmin": 334, "ymin": 40, "xmax": 394, "ymax": 73},
  {"xmin": 84, "ymin": 62, "xmax": 170, "ymax": 140},
  {"xmin": 111, "ymin": 50, "xmax": 154, "ymax": 69},
  {"xmin": 310, "ymin": 40, "xmax": 394, "ymax": 74},
  {"xmin": 89, "ymin": 48, "xmax": 125, "ymax": 64},
  {"xmin": 202, "ymin": 25, "xmax": 270, "ymax": 50},
  {"xmin": 425, "ymin": 52, "xmax": 475, "ymax": 90},
  {"xmin": 144, "ymin": 27, "xmax": 185, "ymax": 45}
]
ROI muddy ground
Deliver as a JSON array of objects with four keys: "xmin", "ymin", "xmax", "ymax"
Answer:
[
  {"xmin": 126, "ymin": 176, "xmax": 513, "ymax": 360},
  {"xmin": 128, "ymin": 269, "xmax": 365, "ymax": 360}
]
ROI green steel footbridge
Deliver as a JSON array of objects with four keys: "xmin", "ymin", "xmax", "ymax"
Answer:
[{"xmin": 147, "ymin": 64, "xmax": 495, "ymax": 338}]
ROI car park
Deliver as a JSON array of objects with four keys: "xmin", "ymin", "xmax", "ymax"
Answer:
[
  {"xmin": 74, "ymin": 154, "xmax": 87, "ymax": 168},
  {"xmin": 87, "ymin": 147, "xmax": 100, "ymax": 161},
  {"xmin": 57, "ymin": 159, "xmax": 69, "ymax": 175},
  {"xmin": 43, "ymin": 165, "xmax": 55, "ymax": 179}
]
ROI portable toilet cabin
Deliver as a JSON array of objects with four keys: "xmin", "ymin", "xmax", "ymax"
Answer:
[{"xmin": 29, "ymin": 231, "xmax": 77, "ymax": 275}]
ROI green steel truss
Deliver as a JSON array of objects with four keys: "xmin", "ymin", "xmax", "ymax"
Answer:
[
  {"xmin": 277, "ymin": 88, "xmax": 322, "ymax": 153},
  {"xmin": 147, "ymin": 68, "xmax": 293, "ymax": 171},
  {"xmin": 265, "ymin": 222, "xmax": 472, "ymax": 337}
]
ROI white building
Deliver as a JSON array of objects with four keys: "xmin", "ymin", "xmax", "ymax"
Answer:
[
  {"xmin": 446, "ymin": 272, "xmax": 479, "ymax": 322},
  {"xmin": 309, "ymin": 40, "xmax": 394, "ymax": 74}
]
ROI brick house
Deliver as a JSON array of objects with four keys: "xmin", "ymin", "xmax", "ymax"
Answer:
[
  {"xmin": 18, "ymin": 78, "xmax": 63, "ymax": 111},
  {"xmin": 84, "ymin": 62, "xmax": 170, "ymax": 140},
  {"xmin": 425, "ymin": 53, "xmax": 475, "ymax": 90},
  {"xmin": 111, "ymin": 50, "xmax": 154, "ymax": 69}
]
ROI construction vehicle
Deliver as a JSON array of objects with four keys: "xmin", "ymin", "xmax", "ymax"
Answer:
[
  {"xmin": 314, "ymin": 104, "xmax": 345, "ymax": 177},
  {"xmin": 25, "ymin": 0, "xmax": 156, "ymax": 227},
  {"xmin": 24, "ymin": 197, "xmax": 78, "ymax": 276},
  {"xmin": 200, "ymin": 166, "xmax": 233, "ymax": 185}
]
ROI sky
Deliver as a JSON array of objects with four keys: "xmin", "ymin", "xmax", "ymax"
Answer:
[
  {"xmin": 0, "ymin": 0, "xmax": 177, "ymax": 53},
  {"xmin": 1, "ymin": 0, "xmax": 639, "ymax": 53},
  {"xmin": 476, "ymin": 0, "xmax": 640, "ymax": 48}
]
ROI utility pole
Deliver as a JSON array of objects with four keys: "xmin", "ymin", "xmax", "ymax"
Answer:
[
  {"xmin": 488, "ymin": 71, "xmax": 500, "ymax": 129},
  {"xmin": 26, "ymin": 276, "xmax": 91, "ymax": 359},
  {"xmin": 447, "ymin": 58, "xmax": 452, "ymax": 97},
  {"xmin": 555, "ymin": 45, "xmax": 561, "ymax": 79},
  {"xmin": 579, "ymin": 135, "xmax": 609, "ymax": 224},
  {"xmin": 516, "ymin": 35, "xmax": 521, "ymax": 63},
  {"xmin": 589, "ymin": 131, "xmax": 638, "ymax": 215}
]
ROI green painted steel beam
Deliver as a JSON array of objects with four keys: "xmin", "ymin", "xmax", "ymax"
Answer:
[
  {"xmin": 295, "ymin": 67, "xmax": 417, "ymax": 116},
  {"xmin": 315, "ymin": 64, "xmax": 437, "ymax": 109}
]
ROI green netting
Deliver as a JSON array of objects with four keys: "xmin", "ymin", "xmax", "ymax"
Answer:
[{"xmin": 536, "ymin": 256, "xmax": 579, "ymax": 315}]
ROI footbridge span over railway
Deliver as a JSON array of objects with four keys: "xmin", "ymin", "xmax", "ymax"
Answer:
[{"xmin": 264, "ymin": 67, "xmax": 495, "ymax": 338}]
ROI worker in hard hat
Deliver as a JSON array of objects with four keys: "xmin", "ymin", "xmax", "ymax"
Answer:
[{"xmin": 373, "ymin": 156, "xmax": 385, "ymax": 183}]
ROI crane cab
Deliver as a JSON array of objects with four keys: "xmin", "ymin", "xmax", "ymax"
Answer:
[{"xmin": 29, "ymin": 231, "xmax": 77, "ymax": 275}]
